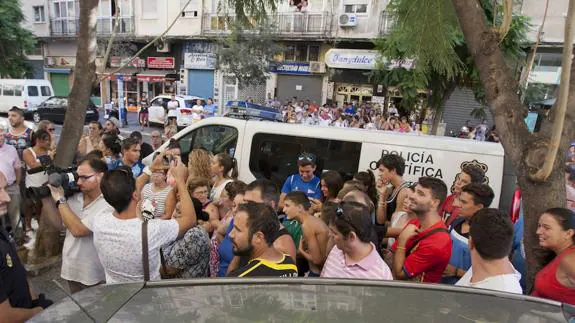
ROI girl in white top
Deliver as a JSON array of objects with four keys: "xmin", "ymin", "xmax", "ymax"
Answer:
[
  {"xmin": 141, "ymin": 170, "xmax": 172, "ymax": 219},
  {"xmin": 210, "ymin": 152, "xmax": 238, "ymax": 202},
  {"xmin": 23, "ymin": 129, "xmax": 52, "ymax": 189},
  {"xmin": 22, "ymin": 129, "xmax": 52, "ymax": 238}
]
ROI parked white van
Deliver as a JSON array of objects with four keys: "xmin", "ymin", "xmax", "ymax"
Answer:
[
  {"xmin": 0, "ymin": 79, "xmax": 54, "ymax": 113},
  {"xmin": 143, "ymin": 117, "xmax": 506, "ymax": 207}
]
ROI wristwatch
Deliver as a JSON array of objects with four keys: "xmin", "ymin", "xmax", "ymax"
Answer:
[{"xmin": 56, "ymin": 196, "xmax": 67, "ymax": 208}]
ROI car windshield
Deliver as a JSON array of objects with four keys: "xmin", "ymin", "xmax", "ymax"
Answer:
[
  {"xmin": 31, "ymin": 279, "xmax": 571, "ymax": 322},
  {"xmin": 184, "ymin": 100, "xmax": 196, "ymax": 108}
]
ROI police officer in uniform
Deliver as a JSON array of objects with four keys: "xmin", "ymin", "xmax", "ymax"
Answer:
[{"xmin": 0, "ymin": 170, "xmax": 51, "ymax": 322}]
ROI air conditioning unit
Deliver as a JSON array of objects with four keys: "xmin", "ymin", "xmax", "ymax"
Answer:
[
  {"xmin": 339, "ymin": 13, "xmax": 358, "ymax": 27},
  {"xmin": 309, "ymin": 61, "xmax": 326, "ymax": 73},
  {"xmin": 156, "ymin": 40, "xmax": 170, "ymax": 53}
]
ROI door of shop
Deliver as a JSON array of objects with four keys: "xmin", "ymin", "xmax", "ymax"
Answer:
[
  {"xmin": 277, "ymin": 75, "xmax": 322, "ymax": 103},
  {"xmin": 50, "ymin": 73, "xmax": 70, "ymax": 96},
  {"xmin": 188, "ymin": 70, "xmax": 214, "ymax": 98}
]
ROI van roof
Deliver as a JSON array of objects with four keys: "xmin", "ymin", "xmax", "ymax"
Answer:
[
  {"xmin": 0, "ymin": 79, "xmax": 51, "ymax": 84},
  {"xmin": 240, "ymin": 119, "xmax": 505, "ymax": 157}
]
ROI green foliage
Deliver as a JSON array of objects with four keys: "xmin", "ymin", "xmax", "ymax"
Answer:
[
  {"xmin": 219, "ymin": 0, "xmax": 277, "ymax": 25},
  {"xmin": 522, "ymin": 83, "xmax": 550, "ymax": 106},
  {"xmin": 0, "ymin": 0, "xmax": 37, "ymax": 78},
  {"xmin": 215, "ymin": 21, "xmax": 284, "ymax": 88},
  {"xmin": 375, "ymin": 0, "xmax": 531, "ymax": 112}
]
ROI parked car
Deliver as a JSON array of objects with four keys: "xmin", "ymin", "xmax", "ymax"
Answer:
[
  {"xmin": 30, "ymin": 96, "xmax": 99, "ymax": 124},
  {"xmin": 147, "ymin": 95, "xmax": 205, "ymax": 128},
  {"xmin": 0, "ymin": 79, "xmax": 54, "ymax": 114},
  {"xmin": 30, "ymin": 278, "xmax": 575, "ymax": 322}
]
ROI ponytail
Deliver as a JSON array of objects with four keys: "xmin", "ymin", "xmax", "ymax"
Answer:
[{"xmin": 231, "ymin": 157, "xmax": 239, "ymax": 180}]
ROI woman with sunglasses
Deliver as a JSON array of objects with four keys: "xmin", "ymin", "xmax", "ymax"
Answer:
[
  {"xmin": 532, "ymin": 208, "xmax": 575, "ymax": 304},
  {"xmin": 321, "ymin": 201, "xmax": 392, "ymax": 280},
  {"xmin": 36, "ymin": 120, "xmax": 57, "ymax": 158}
]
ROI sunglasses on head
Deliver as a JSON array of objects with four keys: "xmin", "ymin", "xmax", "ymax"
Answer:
[
  {"xmin": 335, "ymin": 202, "xmax": 361, "ymax": 234},
  {"xmin": 298, "ymin": 153, "xmax": 316, "ymax": 163}
]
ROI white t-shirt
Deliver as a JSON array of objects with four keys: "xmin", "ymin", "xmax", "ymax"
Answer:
[
  {"xmin": 61, "ymin": 193, "xmax": 111, "ymax": 285},
  {"xmin": 456, "ymin": 267, "xmax": 523, "ymax": 294},
  {"xmin": 93, "ymin": 211, "xmax": 179, "ymax": 284}
]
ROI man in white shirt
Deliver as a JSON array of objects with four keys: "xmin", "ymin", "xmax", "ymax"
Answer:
[
  {"xmin": 48, "ymin": 157, "xmax": 111, "ymax": 293},
  {"xmin": 456, "ymin": 208, "xmax": 522, "ymax": 294},
  {"xmin": 0, "ymin": 124, "xmax": 21, "ymax": 232},
  {"xmin": 93, "ymin": 157, "xmax": 196, "ymax": 283}
]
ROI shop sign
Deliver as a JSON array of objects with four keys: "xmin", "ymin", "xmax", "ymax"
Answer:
[
  {"xmin": 325, "ymin": 49, "xmax": 377, "ymax": 70},
  {"xmin": 147, "ymin": 57, "xmax": 175, "ymax": 69},
  {"xmin": 271, "ymin": 62, "xmax": 311, "ymax": 75},
  {"xmin": 137, "ymin": 75, "xmax": 165, "ymax": 82},
  {"xmin": 110, "ymin": 56, "xmax": 146, "ymax": 68},
  {"xmin": 184, "ymin": 53, "xmax": 216, "ymax": 70}
]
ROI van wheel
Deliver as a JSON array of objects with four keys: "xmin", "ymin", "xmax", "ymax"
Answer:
[{"xmin": 33, "ymin": 112, "xmax": 41, "ymax": 123}]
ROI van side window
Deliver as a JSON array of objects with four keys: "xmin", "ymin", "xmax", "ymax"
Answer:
[
  {"xmin": 3, "ymin": 85, "xmax": 14, "ymax": 96},
  {"xmin": 249, "ymin": 133, "xmax": 362, "ymax": 188},
  {"xmin": 41, "ymin": 86, "xmax": 51, "ymax": 96},
  {"xmin": 28, "ymin": 86, "xmax": 39, "ymax": 96},
  {"xmin": 177, "ymin": 125, "xmax": 238, "ymax": 164},
  {"xmin": 14, "ymin": 85, "xmax": 23, "ymax": 96}
]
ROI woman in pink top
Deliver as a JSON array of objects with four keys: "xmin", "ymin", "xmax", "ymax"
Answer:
[{"xmin": 321, "ymin": 201, "xmax": 393, "ymax": 280}]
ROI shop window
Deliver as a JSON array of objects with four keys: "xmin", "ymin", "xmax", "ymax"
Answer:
[
  {"xmin": 308, "ymin": 45, "xmax": 320, "ymax": 61},
  {"xmin": 41, "ymin": 86, "xmax": 52, "ymax": 96},
  {"xmin": 344, "ymin": 4, "xmax": 368, "ymax": 14},
  {"xmin": 33, "ymin": 6, "xmax": 46, "ymax": 22},
  {"xmin": 249, "ymin": 133, "xmax": 362, "ymax": 189},
  {"xmin": 177, "ymin": 125, "xmax": 238, "ymax": 164},
  {"xmin": 28, "ymin": 86, "xmax": 39, "ymax": 97}
]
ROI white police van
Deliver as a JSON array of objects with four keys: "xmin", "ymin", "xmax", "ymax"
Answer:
[{"xmin": 143, "ymin": 116, "xmax": 506, "ymax": 208}]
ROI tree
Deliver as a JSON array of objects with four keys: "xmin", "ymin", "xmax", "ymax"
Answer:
[
  {"xmin": 215, "ymin": 21, "xmax": 285, "ymax": 88},
  {"xmin": 373, "ymin": 0, "xmax": 530, "ymax": 134},
  {"xmin": 0, "ymin": 0, "xmax": 36, "ymax": 78},
  {"xmin": 382, "ymin": 0, "xmax": 574, "ymax": 288}
]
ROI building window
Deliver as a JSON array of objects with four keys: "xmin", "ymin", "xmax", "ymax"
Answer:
[
  {"xmin": 181, "ymin": 0, "xmax": 199, "ymax": 17},
  {"xmin": 344, "ymin": 4, "xmax": 368, "ymax": 14},
  {"xmin": 283, "ymin": 44, "xmax": 321, "ymax": 62},
  {"xmin": 33, "ymin": 6, "xmax": 46, "ymax": 22}
]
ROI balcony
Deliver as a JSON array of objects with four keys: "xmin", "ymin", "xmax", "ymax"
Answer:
[
  {"xmin": 378, "ymin": 11, "xmax": 394, "ymax": 36},
  {"xmin": 50, "ymin": 17, "xmax": 134, "ymax": 37},
  {"xmin": 202, "ymin": 12, "xmax": 331, "ymax": 37}
]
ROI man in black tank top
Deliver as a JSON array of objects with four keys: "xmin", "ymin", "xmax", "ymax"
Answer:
[{"xmin": 376, "ymin": 154, "xmax": 410, "ymax": 225}]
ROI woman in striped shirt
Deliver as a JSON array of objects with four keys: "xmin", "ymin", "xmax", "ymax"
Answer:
[{"xmin": 141, "ymin": 170, "xmax": 172, "ymax": 219}]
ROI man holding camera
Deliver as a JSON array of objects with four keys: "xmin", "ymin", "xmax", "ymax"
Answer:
[{"xmin": 48, "ymin": 157, "xmax": 111, "ymax": 293}]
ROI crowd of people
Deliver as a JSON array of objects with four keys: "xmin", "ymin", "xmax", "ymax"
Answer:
[{"xmin": 1, "ymin": 104, "xmax": 575, "ymax": 320}]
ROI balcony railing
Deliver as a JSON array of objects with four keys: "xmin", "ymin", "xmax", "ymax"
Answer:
[
  {"xmin": 202, "ymin": 12, "xmax": 330, "ymax": 36},
  {"xmin": 50, "ymin": 17, "xmax": 134, "ymax": 37},
  {"xmin": 378, "ymin": 11, "xmax": 395, "ymax": 36}
]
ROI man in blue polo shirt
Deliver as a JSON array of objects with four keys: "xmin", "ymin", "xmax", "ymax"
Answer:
[{"xmin": 278, "ymin": 153, "xmax": 322, "ymax": 211}]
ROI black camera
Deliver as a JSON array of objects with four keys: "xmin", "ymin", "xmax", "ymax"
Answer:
[{"xmin": 27, "ymin": 164, "xmax": 80, "ymax": 200}]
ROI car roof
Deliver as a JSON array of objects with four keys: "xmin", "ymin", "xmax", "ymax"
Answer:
[{"xmin": 31, "ymin": 278, "xmax": 572, "ymax": 322}]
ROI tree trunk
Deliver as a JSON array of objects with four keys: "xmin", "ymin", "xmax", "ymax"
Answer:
[
  {"xmin": 54, "ymin": 0, "xmax": 99, "ymax": 168},
  {"xmin": 26, "ymin": 0, "xmax": 99, "ymax": 266},
  {"xmin": 450, "ymin": 0, "xmax": 573, "ymax": 290}
]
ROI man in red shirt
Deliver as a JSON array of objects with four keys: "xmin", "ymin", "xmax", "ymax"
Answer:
[
  {"xmin": 441, "ymin": 164, "xmax": 485, "ymax": 226},
  {"xmin": 392, "ymin": 177, "xmax": 452, "ymax": 283}
]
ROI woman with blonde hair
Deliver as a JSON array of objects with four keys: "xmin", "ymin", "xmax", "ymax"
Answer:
[{"xmin": 188, "ymin": 148, "xmax": 213, "ymax": 181}]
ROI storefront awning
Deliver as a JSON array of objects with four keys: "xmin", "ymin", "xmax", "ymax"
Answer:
[{"xmin": 137, "ymin": 70, "xmax": 175, "ymax": 82}]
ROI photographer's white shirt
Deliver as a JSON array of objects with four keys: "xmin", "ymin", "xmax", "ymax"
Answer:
[
  {"xmin": 93, "ymin": 211, "xmax": 179, "ymax": 283},
  {"xmin": 61, "ymin": 193, "xmax": 110, "ymax": 286}
]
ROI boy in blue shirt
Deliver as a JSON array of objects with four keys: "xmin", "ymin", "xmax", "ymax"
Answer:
[{"xmin": 279, "ymin": 153, "xmax": 322, "ymax": 211}]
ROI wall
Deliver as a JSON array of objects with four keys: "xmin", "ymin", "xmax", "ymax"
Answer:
[
  {"xmin": 520, "ymin": 0, "xmax": 569, "ymax": 43},
  {"xmin": 44, "ymin": 40, "xmax": 78, "ymax": 57},
  {"xmin": 21, "ymin": 0, "xmax": 51, "ymax": 38},
  {"xmin": 135, "ymin": 0, "xmax": 203, "ymax": 37},
  {"xmin": 328, "ymin": 0, "xmax": 388, "ymax": 40}
]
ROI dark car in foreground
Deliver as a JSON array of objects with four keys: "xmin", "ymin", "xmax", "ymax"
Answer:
[
  {"xmin": 30, "ymin": 96, "xmax": 99, "ymax": 124},
  {"xmin": 30, "ymin": 278, "xmax": 574, "ymax": 322}
]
